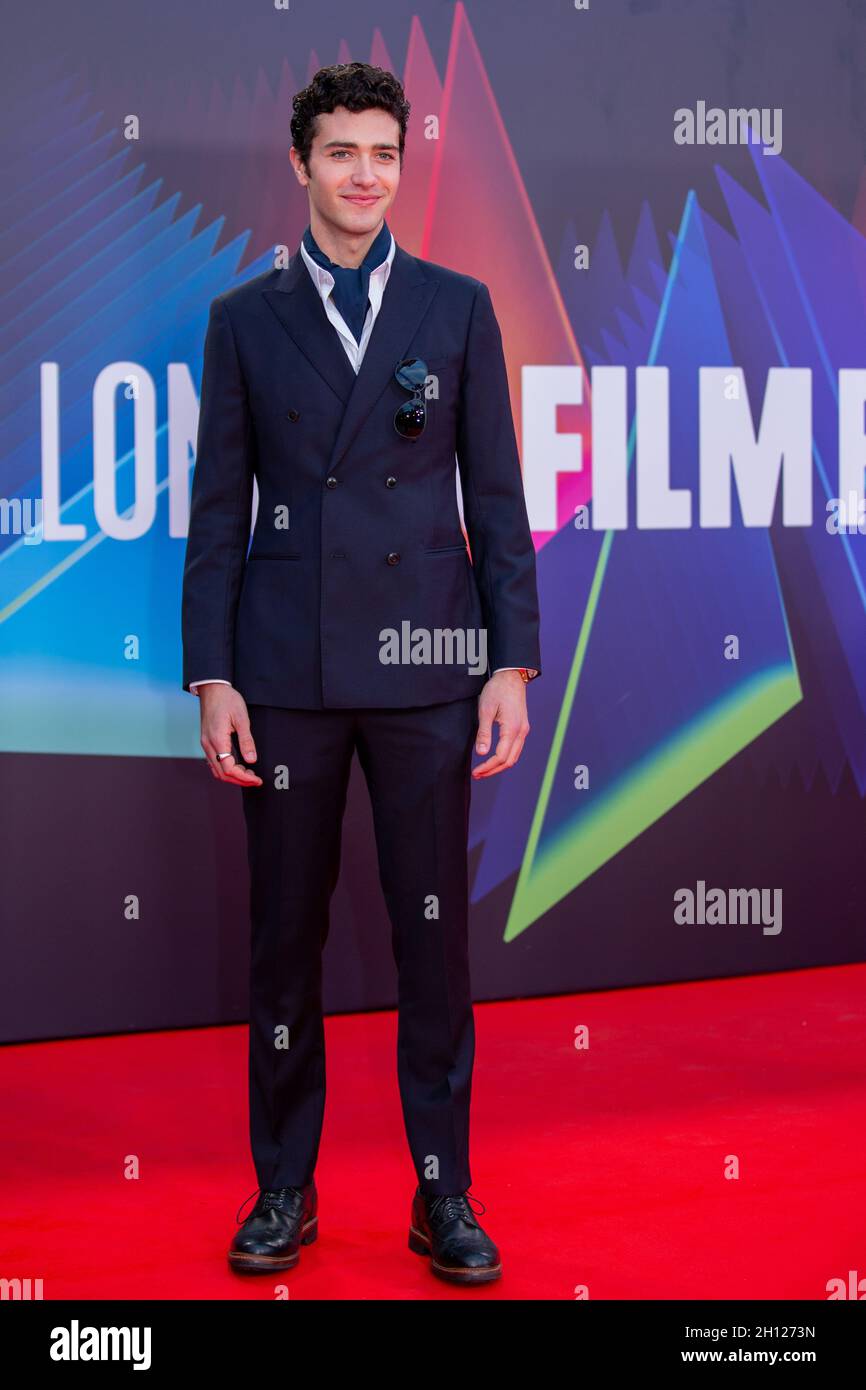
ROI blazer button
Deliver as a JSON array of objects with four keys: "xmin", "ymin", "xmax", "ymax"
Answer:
[
  {"xmin": 325, "ymin": 476, "xmax": 338, "ymax": 488},
  {"xmin": 385, "ymin": 476, "xmax": 397, "ymax": 488},
  {"xmin": 287, "ymin": 409, "xmax": 300, "ymax": 421},
  {"xmin": 386, "ymin": 552, "xmax": 401, "ymax": 565}
]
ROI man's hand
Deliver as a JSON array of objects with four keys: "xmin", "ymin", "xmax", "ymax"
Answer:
[
  {"xmin": 199, "ymin": 684, "xmax": 263, "ymax": 786},
  {"xmin": 473, "ymin": 669, "xmax": 530, "ymax": 779}
]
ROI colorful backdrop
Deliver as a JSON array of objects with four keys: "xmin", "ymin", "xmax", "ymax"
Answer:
[{"xmin": 3, "ymin": 0, "xmax": 865, "ymax": 1041}]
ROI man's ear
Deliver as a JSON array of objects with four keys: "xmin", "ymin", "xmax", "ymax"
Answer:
[{"xmin": 289, "ymin": 148, "xmax": 310, "ymax": 186}]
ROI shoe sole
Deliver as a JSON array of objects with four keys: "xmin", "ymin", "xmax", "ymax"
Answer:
[
  {"xmin": 408, "ymin": 1225, "xmax": 502, "ymax": 1284},
  {"xmin": 227, "ymin": 1216, "xmax": 318, "ymax": 1273}
]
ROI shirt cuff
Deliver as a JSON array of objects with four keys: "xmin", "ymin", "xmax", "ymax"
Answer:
[{"xmin": 189, "ymin": 679, "xmax": 232, "ymax": 695}]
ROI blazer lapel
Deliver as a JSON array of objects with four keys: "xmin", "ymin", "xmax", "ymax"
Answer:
[
  {"xmin": 262, "ymin": 242, "xmax": 439, "ymax": 476},
  {"xmin": 262, "ymin": 252, "xmax": 356, "ymax": 405}
]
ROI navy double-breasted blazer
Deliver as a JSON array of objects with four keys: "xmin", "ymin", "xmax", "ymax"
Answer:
[{"xmin": 181, "ymin": 241, "xmax": 541, "ymax": 708}]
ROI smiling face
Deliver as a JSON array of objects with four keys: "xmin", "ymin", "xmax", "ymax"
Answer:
[{"xmin": 290, "ymin": 105, "xmax": 402, "ymax": 259}]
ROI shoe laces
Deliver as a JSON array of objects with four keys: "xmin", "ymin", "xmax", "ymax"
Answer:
[
  {"xmin": 235, "ymin": 1185, "xmax": 303, "ymax": 1225},
  {"xmin": 427, "ymin": 1189, "xmax": 486, "ymax": 1226}
]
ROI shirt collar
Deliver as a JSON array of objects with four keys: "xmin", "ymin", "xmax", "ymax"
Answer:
[{"xmin": 299, "ymin": 224, "xmax": 395, "ymax": 292}]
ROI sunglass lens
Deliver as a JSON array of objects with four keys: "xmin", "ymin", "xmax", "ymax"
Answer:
[
  {"xmin": 395, "ymin": 358, "xmax": 428, "ymax": 390},
  {"xmin": 395, "ymin": 398, "xmax": 426, "ymax": 439}
]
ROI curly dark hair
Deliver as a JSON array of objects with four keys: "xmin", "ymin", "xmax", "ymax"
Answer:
[{"xmin": 290, "ymin": 62, "xmax": 411, "ymax": 174}]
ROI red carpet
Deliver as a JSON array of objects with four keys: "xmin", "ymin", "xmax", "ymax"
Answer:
[{"xmin": 3, "ymin": 964, "xmax": 863, "ymax": 1299}]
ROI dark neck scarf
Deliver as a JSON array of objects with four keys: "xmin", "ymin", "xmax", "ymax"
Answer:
[{"xmin": 302, "ymin": 220, "xmax": 392, "ymax": 345}]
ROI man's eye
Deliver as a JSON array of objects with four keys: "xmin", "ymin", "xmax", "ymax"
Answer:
[{"xmin": 330, "ymin": 150, "xmax": 395, "ymax": 160}]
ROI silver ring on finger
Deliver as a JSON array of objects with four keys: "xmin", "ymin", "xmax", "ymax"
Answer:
[{"xmin": 215, "ymin": 751, "xmax": 233, "ymax": 762}]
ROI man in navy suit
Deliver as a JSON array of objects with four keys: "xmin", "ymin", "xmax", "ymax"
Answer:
[{"xmin": 182, "ymin": 62, "xmax": 540, "ymax": 1285}]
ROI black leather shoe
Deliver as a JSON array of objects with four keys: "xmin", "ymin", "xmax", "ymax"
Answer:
[
  {"xmin": 227, "ymin": 1182, "xmax": 318, "ymax": 1273},
  {"xmin": 408, "ymin": 1188, "xmax": 502, "ymax": 1284}
]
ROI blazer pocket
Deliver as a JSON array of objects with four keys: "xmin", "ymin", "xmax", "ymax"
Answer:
[
  {"xmin": 423, "ymin": 358, "xmax": 460, "ymax": 375},
  {"xmin": 423, "ymin": 542, "xmax": 468, "ymax": 555},
  {"xmin": 247, "ymin": 552, "xmax": 301, "ymax": 561}
]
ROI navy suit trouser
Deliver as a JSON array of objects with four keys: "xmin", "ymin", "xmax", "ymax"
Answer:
[{"xmin": 240, "ymin": 696, "xmax": 478, "ymax": 1196}]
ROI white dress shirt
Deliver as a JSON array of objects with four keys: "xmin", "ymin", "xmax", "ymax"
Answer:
[{"xmin": 190, "ymin": 231, "xmax": 532, "ymax": 692}]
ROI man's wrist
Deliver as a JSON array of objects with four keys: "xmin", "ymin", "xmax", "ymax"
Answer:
[{"xmin": 492, "ymin": 667, "xmax": 536, "ymax": 683}]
